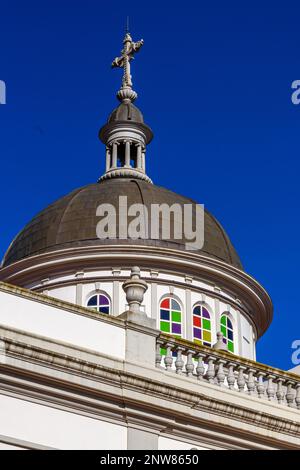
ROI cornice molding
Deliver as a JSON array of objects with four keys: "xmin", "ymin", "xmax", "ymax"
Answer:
[{"xmin": 0, "ymin": 327, "xmax": 299, "ymax": 448}]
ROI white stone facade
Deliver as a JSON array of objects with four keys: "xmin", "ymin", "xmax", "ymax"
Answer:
[{"xmin": 0, "ymin": 282, "xmax": 299, "ymax": 450}]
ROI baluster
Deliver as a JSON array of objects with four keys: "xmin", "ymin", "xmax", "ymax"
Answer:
[
  {"xmin": 246, "ymin": 368, "xmax": 256, "ymax": 395},
  {"xmin": 256, "ymin": 372, "xmax": 266, "ymax": 398},
  {"xmin": 295, "ymin": 384, "xmax": 300, "ymax": 410},
  {"xmin": 185, "ymin": 349, "xmax": 195, "ymax": 377},
  {"xmin": 237, "ymin": 366, "xmax": 246, "ymax": 392},
  {"xmin": 216, "ymin": 360, "xmax": 226, "ymax": 387},
  {"xmin": 195, "ymin": 353, "xmax": 205, "ymax": 381},
  {"xmin": 155, "ymin": 341, "xmax": 162, "ymax": 368},
  {"xmin": 175, "ymin": 347, "xmax": 184, "ymax": 375},
  {"xmin": 164, "ymin": 343, "xmax": 173, "ymax": 371},
  {"xmin": 206, "ymin": 356, "xmax": 216, "ymax": 384},
  {"xmin": 276, "ymin": 379, "xmax": 284, "ymax": 405},
  {"xmin": 286, "ymin": 381, "xmax": 295, "ymax": 407},
  {"xmin": 227, "ymin": 363, "xmax": 236, "ymax": 390},
  {"xmin": 266, "ymin": 374, "xmax": 275, "ymax": 401}
]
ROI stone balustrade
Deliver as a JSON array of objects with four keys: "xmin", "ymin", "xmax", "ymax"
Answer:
[{"xmin": 156, "ymin": 333, "xmax": 300, "ymax": 410}]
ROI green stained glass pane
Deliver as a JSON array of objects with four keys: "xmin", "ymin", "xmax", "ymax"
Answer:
[
  {"xmin": 160, "ymin": 321, "xmax": 170, "ymax": 333},
  {"xmin": 221, "ymin": 315, "xmax": 226, "ymax": 326},
  {"xmin": 171, "ymin": 311, "xmax": 181, "ymax": 322},
  {"xmin": 160, "ymin": 348, "xmax": 166, "ymax": 356},
  {"xmin": 228, "ymin": 341, "xmax": 234, "ymax": 352},
  {"xmin": 202, "ymin": 319, "xmax": 211, "ymax": 330},
  {"xmin": 221, "ymin": 325, "xmax": 226, "ymax": 336}
]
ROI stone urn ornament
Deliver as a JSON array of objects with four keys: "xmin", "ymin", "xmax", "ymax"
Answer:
[{"xmin": 122, "ymin": 266, "xmax": 148, "ymax": 314}]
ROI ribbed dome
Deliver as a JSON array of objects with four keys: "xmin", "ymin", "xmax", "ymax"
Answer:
[
  {"xmin": 108, "ymin": 102, "xmax": 144, "ymax": 123},
  {"xmin": 2, "ymin": 178, "xmax": 242, "ymax": 269}
]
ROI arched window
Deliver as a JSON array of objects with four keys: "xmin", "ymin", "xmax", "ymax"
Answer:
[
  {"xmin": 87, "ymin": 293, "xmax": 110, "ymax": 315},
  {"xmin": 159, "ymin": 297, "xmax": 182, "ymax": 337},
  {"xmin": 220, "ymin": 314, "xmax": 234, "ymax": 352},
  {"xmin": 193, "ymin": 305, "xmax": 212, "ymax": 347}
]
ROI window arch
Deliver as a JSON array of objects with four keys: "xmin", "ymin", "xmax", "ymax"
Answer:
[
  {"xmin": 159, "ymin": 297, "xmax": 182, "ymax": 337},
  {"xmin": 193, "ymin": 304, "xmax": 212, "ymax": 347},
  {"xmin": 220, "ymin": 314, "xmax": 234, "ymax": 352},
  {"xmin": 87, "ymin": 293, "xmax": 110, "ymax": 315}
]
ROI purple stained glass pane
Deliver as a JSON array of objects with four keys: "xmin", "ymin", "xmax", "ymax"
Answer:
[
  {"xmin": 228, "ymin": 329, "xmax": 233, "ymax": 341},
  {"xmin": 227, "ymin": 319, "xmax": 233, "ymax": 330},
  {"xmin": 202, "ymin": 308, "xmax": 210, "ymax": 319},
  {"xmin": 222, "ymin": 337, "xmax": 227, "ymax": 344},
  {"xmin": 100, "ymin": 295, "xmax": 109, "ymax": 305},
  {"xmin": 172, "ymin": 323, "xmax": 181, "ymax": 334},
  {"xmin": 193, "ymin": 327, "xmax": 201, "ymax": 339}
]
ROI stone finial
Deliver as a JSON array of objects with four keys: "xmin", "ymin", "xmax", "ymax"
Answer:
[
  {"xmin": 213, "ymin": 332, "xmax": 228, "ymax": 351},
  {"xmin": 122, "ymin": 266, "xmax": 148, "ymax": 314}
]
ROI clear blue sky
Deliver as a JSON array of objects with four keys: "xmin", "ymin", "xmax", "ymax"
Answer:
[{"xmin": 0, "ymin": 0, "xmax": 299, "ymax": 370}]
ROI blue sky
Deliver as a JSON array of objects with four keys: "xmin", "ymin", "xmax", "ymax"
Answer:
[{"xmin": 0, "ymin": 0, "xmax": 299, "ymax": 370}]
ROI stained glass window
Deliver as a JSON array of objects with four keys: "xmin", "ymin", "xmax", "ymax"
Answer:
[
  {"xmin": 193, "ymin": 305, "xmax": 212, "ymax": 347},
  {"xmin": 220, "ymin": 314, "xmax": 234, "ymax": 352},
  {"xmin": 159, "ymin": 297, "xmax": 182, "ymax": 337},
  {"xmin": 87, "ymin": 293, "xmax": 110, "ymax": 315}
]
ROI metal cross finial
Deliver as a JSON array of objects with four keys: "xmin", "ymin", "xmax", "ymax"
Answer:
[{"xmin": 112, "ymin": 30, "xmax": 144, "ymax": 102}]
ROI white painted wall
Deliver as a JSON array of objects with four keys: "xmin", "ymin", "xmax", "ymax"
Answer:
[
  {"xmin": 158, "ymin": 436, "xmax": 209, "ymax": 450},
  {"xmin": 0, "ymin": 442, "xmax": 25, "ymax": 450},
  {"xmin": 48, "ymin": 285, "xmax": 76, "ymax": 303},
  {"xmin": 240, "ymin": 315, "xmax": 253, "ymax": 359},
  {"xmin": 0, "ymin": 394, "xmax": 126, "ymax": 450},
  {"xmin": 0, "ymin": 290, "xmax": 125, "ymax": 360}
]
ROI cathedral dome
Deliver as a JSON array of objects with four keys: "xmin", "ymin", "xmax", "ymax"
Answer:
[{"xmin": 2, "ymin": 178, "xmax": 242, "ymax": 269}]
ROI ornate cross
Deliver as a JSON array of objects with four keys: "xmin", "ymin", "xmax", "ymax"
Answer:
[{"xmin": 112, "ymin": 33, "xmax": 144, "ymax": 90}]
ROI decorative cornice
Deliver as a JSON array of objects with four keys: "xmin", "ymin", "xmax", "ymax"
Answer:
[{"xmin": 1, "ymin": 327, "xmax": 300, "ymax": 447}]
